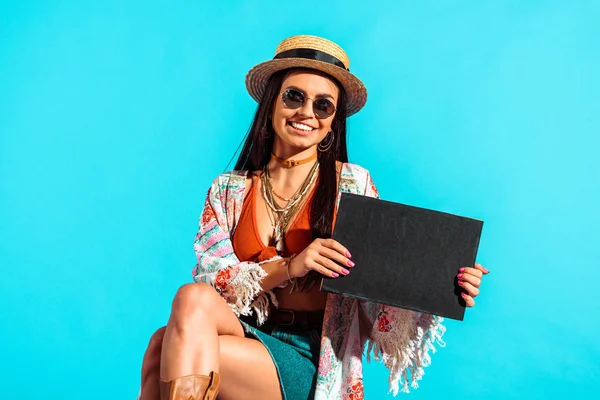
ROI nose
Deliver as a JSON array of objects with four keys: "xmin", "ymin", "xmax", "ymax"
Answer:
[{"xmin": 297, "ymin": 98, "xmax": 316, "ymax": 119}]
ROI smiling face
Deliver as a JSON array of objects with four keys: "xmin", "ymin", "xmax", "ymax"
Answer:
[{"xmin": 270, "ymin": 70, "xmax": 339, "ymax": 156}]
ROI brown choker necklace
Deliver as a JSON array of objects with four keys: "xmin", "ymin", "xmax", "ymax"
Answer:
[{"xmin": 271, "ymin": 152, "xmax": 317, "ymax": 168}]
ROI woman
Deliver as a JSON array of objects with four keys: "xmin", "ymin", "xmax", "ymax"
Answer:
[{"xmin": 139, "ymin": 35, "xmax": 489, "ymax": 400}]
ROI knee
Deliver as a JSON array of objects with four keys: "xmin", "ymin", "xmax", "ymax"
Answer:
[
  {"xmin": 144, "ymin": 327, "xmax": 166, "ymax": 361},
  {"xmin": 171, "ymin": 283, "xmax": 219, "ymax": 322},
  {"xmin": 147, "ymin": 326, "xmax": 166, "ymax": 350},
  {"xmin": 142, "ymin": 327, "xmax": 166, "ymax": 378}
]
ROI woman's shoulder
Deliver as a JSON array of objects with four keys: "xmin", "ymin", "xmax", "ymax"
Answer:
[
  {"xmin": 208, "ymin": 170, "xmax": 250, "ymax": 194},
  {"xmin": 339, "ymin": 162, "xmax": 374, "ymax": 194},
  {"xmin": 340, "ymin": 162, "xmax": 371, "ymax": 181}
]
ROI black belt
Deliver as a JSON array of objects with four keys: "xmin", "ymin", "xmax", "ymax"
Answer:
[{"xmin": 269, "ymin": 309, "xmax": 325, "ymax": 328}]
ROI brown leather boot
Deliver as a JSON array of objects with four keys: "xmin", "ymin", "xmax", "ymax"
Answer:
[{"xmin": 159, "ymin": 372, "xmax": 220, "ymax": 400}]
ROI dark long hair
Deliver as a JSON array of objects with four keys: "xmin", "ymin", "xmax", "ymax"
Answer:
[{"xmin": 233, "ymin": 68, "xmax": 348, "ymax": 290}]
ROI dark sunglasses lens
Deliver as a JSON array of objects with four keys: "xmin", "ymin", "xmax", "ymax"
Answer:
[
  {"xmin": 314, "ymin": 99, "xmax": 336, "ymax": 118},
  {"xmin": 282, "ymin": 89, "xmax": 305, "ymax": 109}
]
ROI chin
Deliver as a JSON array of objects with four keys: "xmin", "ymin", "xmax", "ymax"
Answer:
[{"xmin": 285, "ymin": 136, "xmax": 319, "ymax": 150}]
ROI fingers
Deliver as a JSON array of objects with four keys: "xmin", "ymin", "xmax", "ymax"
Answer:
[
  {"xmin": 319, "ymin": 238, "xmax": 352, "ymax": 258},
  {"xmin": 457, "ymin": 271, "xmax": 481, "ymax": 288},
  {"xmin": 458, "ymin": 279, "xmax": 479, "ymax": 297},
  {"xmin": 461, "ymin": 292, "xmax": 476, "ymax": 307},
  {"xmin": 319, "ymin": 246, "xmax": 354, "ymax": 269},
  {"xmin": 314, "ymin": 256, "xmax": 350, "ymax": 277},
  {"xmin": 474, "ymin": 263, "xmax": 490, "ymax": 274},
  {"xmin": 459, "ymin": 267, "xmax": 482, "ymax": 279},
  {"xmin": 310, "ymin": 239, "xmax": 353, "ymax": 279},
  {"xmin": 307, "ymin": 259, "xmax": 340, "ymax": 278},
  {"xmin": 457, "ymin": 264, "xmax": 487, "ymax": 306}
]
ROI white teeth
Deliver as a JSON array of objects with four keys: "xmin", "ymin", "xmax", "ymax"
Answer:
[{"xmin": 290, "ymin": 122, "xmax": 314, "ymax": 132}]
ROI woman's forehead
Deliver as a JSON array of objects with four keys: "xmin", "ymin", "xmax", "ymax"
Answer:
[{"xmin": 281, "ymin": 70, "xmax": 339, "ymax": 98}]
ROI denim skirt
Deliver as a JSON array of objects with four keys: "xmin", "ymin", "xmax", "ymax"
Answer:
[{"xmin": 241, "ymin": 314, "xmax": 322, "ymax": 400}]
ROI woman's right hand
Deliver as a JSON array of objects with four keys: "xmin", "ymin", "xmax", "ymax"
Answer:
[{"xmin": 288, "ymin": 238, "xmax": 355, "ymax": 279}]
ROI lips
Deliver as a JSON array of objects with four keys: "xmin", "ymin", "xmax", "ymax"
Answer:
[{"xmin": 287, "ymin": 121, "xmax": 316, "ymax": 134}]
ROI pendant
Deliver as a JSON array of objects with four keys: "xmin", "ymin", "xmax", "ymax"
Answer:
[{"xmin": 274, "ymin": 224, "xmax": 285, "ymax": 252}]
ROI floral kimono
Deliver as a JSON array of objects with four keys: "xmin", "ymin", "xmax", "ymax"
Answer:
[{"xmin": 192, "ymin": 163, "xmax": 446, "ymax": 399}]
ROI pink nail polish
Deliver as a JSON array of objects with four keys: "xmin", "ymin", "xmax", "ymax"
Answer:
[
  {"xmin": 342, "ymin": 268, "xmax": 350, "ymax": 275},
  {"xmin": 347, "ymin": 260, "xmax": 355, "ymax": 267},
  {"xmin": 346, "ymin": 251, "xmax": 352, "ymax": 258},
  {"xmin": 459, "ymin": 267, "xmax": 465, "ymax": 272},
  {"xmin": 458, "ymin": 280, "xmax": 464, "ymax": 285},
  {"xmin": 461, "ymin": 292, "xmax": 468, "ymax": 297},
  {"xmin": 332, "ymin": 272, "xmax": 340, "ymax": 278},
  {"xmin": 457, "ymin": 273, "xmax": 463, "ymax": 279}
]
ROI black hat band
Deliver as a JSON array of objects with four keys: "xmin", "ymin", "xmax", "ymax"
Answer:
[{"xmin": 273, "ymin": 48, "xmax": 349, "ymax": 71}]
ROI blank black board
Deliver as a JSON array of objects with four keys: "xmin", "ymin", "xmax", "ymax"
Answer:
[{"xmin": 321, "ymin": 193, "xmax": 483, "ymax": 321}]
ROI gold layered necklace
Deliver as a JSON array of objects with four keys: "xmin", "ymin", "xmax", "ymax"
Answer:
[{"xmin": 261, "ymin": 161, "xmax": 319, "ymax": 252}]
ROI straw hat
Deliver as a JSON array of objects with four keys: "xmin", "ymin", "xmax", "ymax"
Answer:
[{"xmin": 245, "ymin": 35, "xmax": 367, "ymax": 116}]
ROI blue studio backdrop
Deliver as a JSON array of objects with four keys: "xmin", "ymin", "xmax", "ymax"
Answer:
[{"xmin": 1, "ymin": 1, "xmax": 599, "ymax": 399}]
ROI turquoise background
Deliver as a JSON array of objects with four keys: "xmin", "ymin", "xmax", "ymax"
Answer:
[{"xmin": 1, "ymin": 1, "xmax": 599, "ymax": 399}]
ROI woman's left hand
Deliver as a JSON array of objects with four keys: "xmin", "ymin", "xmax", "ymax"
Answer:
[{"xmin": 457, "ymin": 263, "xmax": 489, "ymax": 307}]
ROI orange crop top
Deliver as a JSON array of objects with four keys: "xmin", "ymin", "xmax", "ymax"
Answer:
[{"xmin": 232, "ymin": 177, "xmax": 315, "ymax": 263}]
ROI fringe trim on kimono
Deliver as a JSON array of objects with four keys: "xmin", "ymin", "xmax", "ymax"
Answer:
[
  {"xmin": 367, "ymin": 313, "xmax": 446, "ymax": 395},
  {"xmin": 215, "ymin": 255, "xmax": 282, "ymax": 320},
  {"xmin": 250, "ymin": 290, "xmax": 279, "ymax": 326},
  {"xmin": 225, "ymin": 262, "xmax": 267, "ymax": 317}
]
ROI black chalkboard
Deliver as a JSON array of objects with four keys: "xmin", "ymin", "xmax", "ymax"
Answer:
[{"xmin": 321, "ymin": 193, "xmax": 483, "ymax": 321}]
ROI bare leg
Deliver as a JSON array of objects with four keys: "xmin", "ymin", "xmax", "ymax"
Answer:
[
  {"xmin": 141, "ymin": 332, "xmax": 282, "ymax": 400},
  {"xmin": 160, "ymin": 283, "xmax": 245, "ymax": 380},
  {"xmin": 218, "ymin": 335, "xmax": 282, "ymax": 400},
  {"xmin": 143, "ymin": 283, "xmax": 283, "ymax": 399},
  {"xmin": 140, "ymin": 327, "xmax": 166, "ymax": 400}
]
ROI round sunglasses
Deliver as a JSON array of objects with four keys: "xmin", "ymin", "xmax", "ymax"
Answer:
[{"xmin": 280, "ymin": 88, "xmax": 337, "ymax": 119}]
